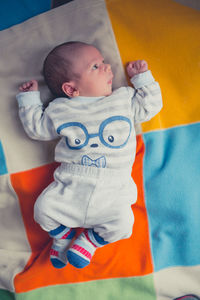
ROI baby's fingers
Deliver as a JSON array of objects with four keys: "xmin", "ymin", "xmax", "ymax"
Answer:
[
  {"xmin": 24, "ymin": 83, "xmax": 31, "ymax": 89},
  {"xmin": 138, "ymin": 60, "xmax": 148, "ymax": 69},
  {"xmin": 134, "ymin": 60, "xmax": 143, "ymax": 69},
  {"xmin": 19, "ymin": 82, "xmax": 29, "ymax": 91},
  {"xmin": 19, "ymin": 80, "xmax": 38, "ymax": 92}
]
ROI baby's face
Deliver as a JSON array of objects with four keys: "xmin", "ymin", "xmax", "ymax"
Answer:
[{"xmin": 70, "ymin": 45, "xmax": 113, "ymax": 97}]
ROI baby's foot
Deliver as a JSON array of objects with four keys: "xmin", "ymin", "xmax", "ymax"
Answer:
[
  {"xmin": 50, "ymin": 238, "xmax": 72, "ymax": 268},
  {"xmin": 49, "ymin": 226, "xmax": 76, "ymax": 269},
  {"xmin": 67, "ymin": 229, "xmax": 108, "ymax": 269}
]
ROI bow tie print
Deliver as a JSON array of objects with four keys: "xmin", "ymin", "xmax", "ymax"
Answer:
[{"xmin": 81, "ymin": 155, "xmax": 106, "ymax": 168}]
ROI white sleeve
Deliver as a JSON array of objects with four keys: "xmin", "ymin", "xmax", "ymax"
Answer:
[
  {"xmin": 130, "ymin": 70, "xmax": 163, "ymax": 124},
  {"xmin": 16, "ymin": 91, "xmax": 58, "ymax": 140}
]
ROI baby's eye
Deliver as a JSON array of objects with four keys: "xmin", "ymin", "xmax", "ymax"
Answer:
[{"xmin": 92, "ymin": 64, "xmax": 99, "ymax": 70}]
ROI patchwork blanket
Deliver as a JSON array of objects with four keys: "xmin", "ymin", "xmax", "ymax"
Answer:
[{"xmin": 0, "ymin": 0, "xmax": 200, "ymax": 299}]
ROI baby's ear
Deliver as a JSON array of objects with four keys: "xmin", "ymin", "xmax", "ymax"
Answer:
[{"xmin": 62, "ymin": 82, "xmax": 79, "ymax": 98}]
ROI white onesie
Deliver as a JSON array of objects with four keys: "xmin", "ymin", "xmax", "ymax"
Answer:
[{"xmin": 16, "ymin": 71, "xmax": 162, "ymax": 243}]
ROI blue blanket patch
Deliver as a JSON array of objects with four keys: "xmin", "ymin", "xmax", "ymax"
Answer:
[
  {"xmin": 0, "ymin": 0, "xmax": 51, "ymax": 30},
  {"xmin": 143, "ymin": 122, "xmax": 200, "ymax": 271},
  {"xmin": 0, "ymin": 141, "xmax": 8, "ymax": 175}
]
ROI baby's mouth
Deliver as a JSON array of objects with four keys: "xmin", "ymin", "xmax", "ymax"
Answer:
[{"xmin": 107, "ymin": 74, "xmax": 114, "ymax": 85}]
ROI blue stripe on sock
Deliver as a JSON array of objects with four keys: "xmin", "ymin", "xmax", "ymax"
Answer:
[
  {"xmin": 92, "ymin": 230, "xmax": 108, "ymax": 245},
  {"xmin": 67, "ymin": 250, "xmax": 90, "ymax": 268},
  {"xmin": 67, "ymin": 229, "xmax": 76, "ymax": 239},
  {"xmin": 49, "ymin": 225, "xmax": 67, "ymax": 237},
  {"xmin": 50, "ymin": 258, "xmax": 66, "ymax": 269}
]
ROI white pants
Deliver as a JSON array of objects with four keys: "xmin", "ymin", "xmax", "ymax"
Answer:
[{"xmin": 34, "ymin": 163, "xmax": 137, "ymax": 243}]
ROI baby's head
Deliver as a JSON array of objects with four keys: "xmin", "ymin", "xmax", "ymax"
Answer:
[{"xmin": 43, "ymin": 41, "xmax": 113, "ymax": 98}]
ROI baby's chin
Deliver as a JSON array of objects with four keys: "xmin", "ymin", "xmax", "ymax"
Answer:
[
  {"xmin": 105, "ymin": 91, "xmax": 112, "ymax": 97},
  {"xmin": 103, "ymin": 87, "xmax": 113, "ymax": 97},
  {"xmin": 105, "ymin": 89, "xmax": 113, "ymax": 96}
]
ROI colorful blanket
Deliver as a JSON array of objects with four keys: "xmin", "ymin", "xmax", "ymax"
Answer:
[{"xmin": 0, "ymin": 0, "xmax": 200, "ymax": 299}]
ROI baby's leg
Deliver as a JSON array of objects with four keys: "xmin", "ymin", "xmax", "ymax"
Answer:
[
  {"xmin": 67, "ymin": 205, "xmax": 134, "ymax": 268},
  {"xmin": 49, "ymin": 225, "xmax": 76, "ymax": 268},
  {"xmin": 67, "ymin": 229, "xmax": 108, "ymax": 269},
  {"xmin": 95, "ymin": 205, "xmax": 135, "ymax": 244},
  {"xmin": 66, "ymin": 202, "xmax": 134, "ymax": 269}
]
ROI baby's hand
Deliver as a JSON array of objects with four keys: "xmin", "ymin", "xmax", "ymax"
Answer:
[
  {"xmin": 126, "ymin": 60, "xmax": 148, "ymax": 78},
  {"xmin": 19, "ymin": 79, "xmax": 38, "ymax": 92}
]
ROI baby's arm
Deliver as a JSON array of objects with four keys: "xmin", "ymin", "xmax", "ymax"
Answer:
[
  {"xmin": 127, "ymin": 60, "xmax": 162, "ymax": 123},
  {"xmin": 16, "ymin": 80, "xmax": 58, "ymax": 140}
]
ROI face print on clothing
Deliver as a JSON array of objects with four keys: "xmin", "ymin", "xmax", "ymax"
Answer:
[
  {"xmin": 57, "ymin": 115, "xmax": 132, "ymax": 168},
  {"xmin": 174, "ymin": 296, "xmax": 200, "ymax": 300}
]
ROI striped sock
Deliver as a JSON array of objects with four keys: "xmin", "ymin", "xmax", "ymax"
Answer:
[
  {"xmin": 49, "ymin": 225, "xmax": 75, "ymax": 268},
  {"xmin": 67, "ymin": 229, "xmax": 108, "ymax": 269}
]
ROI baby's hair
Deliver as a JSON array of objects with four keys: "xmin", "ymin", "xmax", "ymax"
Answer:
[{"xmin": 43, "ymin": 41, "xmax": 89, "ymax": 97}]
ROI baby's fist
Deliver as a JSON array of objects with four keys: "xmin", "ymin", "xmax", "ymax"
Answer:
[
  {"xmin": 126, "ymin": 60, "xmax": 148, "ymax": 78},
  {"xmin": 19, "ymin": 79, "xmax": 38, "ymax": 92}
]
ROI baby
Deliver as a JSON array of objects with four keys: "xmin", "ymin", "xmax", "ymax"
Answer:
[{"xmin": 16, "ymin": 41, "xmax": 162, "ymax": 269}]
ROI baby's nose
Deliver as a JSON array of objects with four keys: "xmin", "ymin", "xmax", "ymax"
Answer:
[{"xmin": 105, "ymin": 64, "xmax": 111, "ymax": 72}]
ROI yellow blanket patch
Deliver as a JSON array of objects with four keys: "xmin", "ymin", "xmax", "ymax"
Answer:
[{"xmin": 106, "ymin": 0, "xmax": 200, "ymax": 132}]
